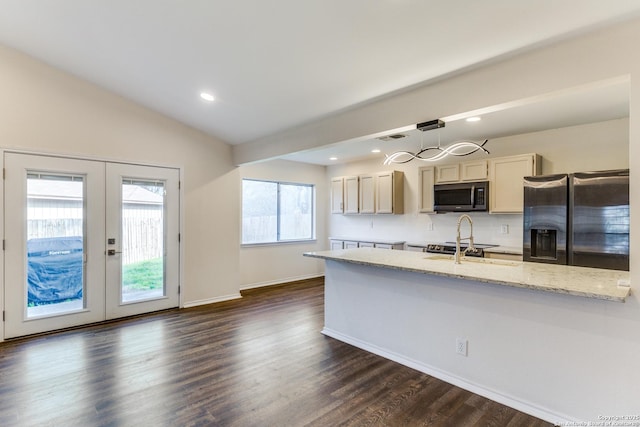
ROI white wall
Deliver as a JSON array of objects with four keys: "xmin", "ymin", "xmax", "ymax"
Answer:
[
  {"xmin": 327, "ymin": 118, "xmax": 629, "ymax": 248},
  {"xmin": 0, "ymin": 43, "xmax": 241, "ymax": 310},
  {"xmin": 238, "ymin": 159, "xmax": 326, "ymax": 288}
]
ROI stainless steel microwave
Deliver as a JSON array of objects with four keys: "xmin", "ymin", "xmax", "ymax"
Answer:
[{"xmin": 433, "ymin": 181, "xmax": 489, "ymax": 212}]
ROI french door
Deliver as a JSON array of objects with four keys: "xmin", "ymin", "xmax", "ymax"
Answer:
[{"xmin": 3, "ymin": 153, "xmax": 180, "ymax": 339}]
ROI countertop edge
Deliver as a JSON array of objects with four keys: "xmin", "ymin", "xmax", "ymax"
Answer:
[{"xmin": 304, "ymin": 250, "xmax": 629, "ymax": 303}]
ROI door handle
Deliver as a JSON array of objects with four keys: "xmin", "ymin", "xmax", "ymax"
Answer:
[{"xmin": 107, "ymin": 249, "xmax": 122, "ymax": 256}]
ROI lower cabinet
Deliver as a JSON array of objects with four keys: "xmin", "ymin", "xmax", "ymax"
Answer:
[
  {"xmin": 330, "ymin": 240, "xmax": 344, "ymax": 250},
  {"xmin": 374, "ymin": 243, "xmax": 396, "ymax": 250},
  {"xmin": 344, "ymin": 241, "xmax": 359, "ymax": 249},
  {"xmin": 330, "ymin": 239, "xmax": 404, "ymax": 250}
]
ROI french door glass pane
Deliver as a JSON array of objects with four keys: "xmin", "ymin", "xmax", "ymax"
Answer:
[
  {"xmin": 121, "ymin": 179, "xmax": 166, "ymax": 302},
  {"xmin": 26, "ymin": 173, "xmax": 85, "ymax": 318}
]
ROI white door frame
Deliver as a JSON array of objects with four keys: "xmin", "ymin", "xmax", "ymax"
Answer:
[{"xmin": 1, "ymin": 149, "xmax": 184, "ymax": 341}]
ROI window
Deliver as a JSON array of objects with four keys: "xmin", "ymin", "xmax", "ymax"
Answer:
[{"xmin": 242, "ymin": 179, "xmax": 315, "ymax": 244}]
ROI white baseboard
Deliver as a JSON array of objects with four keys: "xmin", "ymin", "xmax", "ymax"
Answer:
[
  {"xmin": 239, "ymin": 273, "xmax": 324, "ymax": 291},
  {"xmin": 321, "ymin": 327, "xmax": 573, "ymax": 425},
  {"xmin": 182, "ymin": 292, "xmax": 242, "ymax": 308}
]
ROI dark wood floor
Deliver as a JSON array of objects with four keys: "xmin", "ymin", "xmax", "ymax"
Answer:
[{"xmin": 0, "ymin": 278, "xmax": 552, "ymax": 426}]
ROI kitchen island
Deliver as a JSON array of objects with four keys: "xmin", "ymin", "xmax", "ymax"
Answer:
[
  {"xmin": 304, "ymin": 247, "xmax": 638, "ymax": 423},
  {"xmin": 304, "ymin": 247, "xmax": 630, "ymax": 302}
]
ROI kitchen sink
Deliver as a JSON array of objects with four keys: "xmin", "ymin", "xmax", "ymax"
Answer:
[{"xmin": 424, "ymin": 254, "xmax": 520, "ymax": 267}]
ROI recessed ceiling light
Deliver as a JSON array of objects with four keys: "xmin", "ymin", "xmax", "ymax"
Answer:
[
  {"xmin": 466, "ymin": 116, "xmax": 481, "ymax": 122},
  {"xmin": 200, "ymin": 92, "xmax": 215, "ymax": 102},
  {"xmin": 329, "ymin": 157, "xmax": 338, "ymax": 161},
  {"xmin": 371, "ymin": 149, "xmax": 381, "ymax": 153}
]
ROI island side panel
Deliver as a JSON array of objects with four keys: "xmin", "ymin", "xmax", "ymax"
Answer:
[{"xmin": 321, "ymin": 259, "xmax": 640, "ymax": 423}]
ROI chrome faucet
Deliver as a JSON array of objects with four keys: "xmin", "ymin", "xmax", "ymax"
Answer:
[{"xmin": 455, "ymin": 214, "xmax": 476, "ymax": 264}]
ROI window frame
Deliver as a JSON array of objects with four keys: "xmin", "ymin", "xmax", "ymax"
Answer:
[{"xmin": 241, "ymin": 178, "xmax": 316, "ymax": 246}]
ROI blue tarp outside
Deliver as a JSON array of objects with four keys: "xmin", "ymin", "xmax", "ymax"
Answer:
[{"xmin": 27, "ymin": 236, "xmax": 83, "ymax": 305}]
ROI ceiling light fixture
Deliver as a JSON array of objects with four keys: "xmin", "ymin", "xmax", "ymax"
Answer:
[
  {"xmin": 200, "ymin": 92, "xmax": 215, "ymax": 102},
  {"xmin": 371, "ymin": 149, "xmax": 381, "ymax": 153},
  {"xmin": 329, "ymin": 157, "xmax": 338, "ymax": 161},
  {"xmin": 383, "ymin": 119, "xmax": 490, "ymax": 165},
  {"xmin": 466, "ymin": 116, "xmax": 481, "ymax": 122}
]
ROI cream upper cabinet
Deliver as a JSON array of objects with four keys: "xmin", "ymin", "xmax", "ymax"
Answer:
[
  {"xmin": 418, "ymin": 166, "xmax": 435, "ymax": 213},
  {"xmin": 436, "ymin": 160, "xmax": 486, "ymax": 183},
  {"xmin": 461, "ymin": 160, "xmax": 488, "ymax": 181},
  {"xmin": 435, "ymin": 164, "xmax": 460, "ymax": 183},
  {"xmin": 489, "ymin": 153, "xmax": 541, "ymax": 213},
  {"xmin": 359, "ymin": 174, "xmax": 376, "ymax": 214},
  {"xmin": 330, "ymin": 177, "xmax": 344, "ymax": 214},
  {"xmin": 343, "ymin": 175, "xmax": 359, "ymax": 214},
  {"xmin": 376, "ymin": 170, "xmax": 404, "ymax": 214}
]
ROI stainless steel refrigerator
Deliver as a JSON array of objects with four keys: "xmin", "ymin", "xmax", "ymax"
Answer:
[{"xmin": 523, "ymin": 169, "xmax": 629, "ymax": 271}]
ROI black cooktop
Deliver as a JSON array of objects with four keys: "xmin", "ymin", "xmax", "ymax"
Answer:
[{"xmin": 425, "ymin": 242, "xmax": 498, "ymax": 257}]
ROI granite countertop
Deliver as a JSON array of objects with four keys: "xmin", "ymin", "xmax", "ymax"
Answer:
[{"xmin": 304, "ymin": 248, "xmax": 631, "ymax": 302}]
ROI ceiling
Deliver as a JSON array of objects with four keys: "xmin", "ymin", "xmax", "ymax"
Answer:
[
  {"xmin": 282, "ymin": 77, "xmax": 630, "ymax": 165},
  {"xmin": 0, "ymin": 1, "xmax": 639, "ymax": 159}
]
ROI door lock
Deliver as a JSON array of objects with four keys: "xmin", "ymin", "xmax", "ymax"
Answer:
[{"xmin": 107, "ymin": 249, "xmax": 122, "ymax": 256}]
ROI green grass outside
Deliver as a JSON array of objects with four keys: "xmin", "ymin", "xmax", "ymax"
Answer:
[{"xmin": 123, "ymin": 257, "xmax": 163, "ymax": 290}]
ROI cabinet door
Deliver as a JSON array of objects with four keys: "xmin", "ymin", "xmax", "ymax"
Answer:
[
  {"xmin": 461, "ymin": 160, "xmax": 488, "ymax": 181},
  {"xmin": 344, "ymin": 241, "xmax": 359, "ymax": 249},
  {"xmin": 489, "ymin": 154, "xmax": 540, "ymax": 213},
  {"xmin": 374, "ymin": 243, "xmax": 392, "ymax": 250},
  {"xmin": 330, "ymin": 240, "xmax": 344, "ymax": 250},
  {"xmin": 344, "ymin": 176, "xmax": 359, "ymax": 214},
  {"xmin": 330, "ymin": 177, "xmax": 344, "ymax": 214},
  {"xmin": 418, "ymin": 166, "xmax": 435, "ymax": 213},
  {"xmin": 435, "ymin": 164, "xmax": 460, "ymax": 183},
  {"xmin": 358, "ymin": 242, "xmax": 375, "ymax": 248},
  {"xmin": 376, "ymin": 171, "xmax": 404, "ymax": 214},
  {"xmin": 359, "ymin": 174, "xmax": 376, "ymax": 214},
  {"xmin": 376, "ymin": 172, "xmax": 394, "ymax": 214}
]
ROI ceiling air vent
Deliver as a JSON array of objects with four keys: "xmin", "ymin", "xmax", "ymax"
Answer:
[{"xmin": 377, "ymin": 134, "xmax": 407, "ymax": 141}]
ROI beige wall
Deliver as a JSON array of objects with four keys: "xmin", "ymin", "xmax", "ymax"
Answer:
[
  {"xmin": 0, "ymin": 43, "xmax": 241, "ymax": 307},
  {"xmin": 238, "ymin": 159, "xmax": 326, "ymax": 289}
]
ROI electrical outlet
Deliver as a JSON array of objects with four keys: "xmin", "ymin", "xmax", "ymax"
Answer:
[
  {"xmin": 456, "ymin": 338, "xmax": 468, "ymax": 356},
  {"xmin": 426, "ymin": 222, "xmax": 434, "ymax": 231},
  {"xmin": 500, "ymin": 224, "xmax": 509, "ymax": 234}
]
